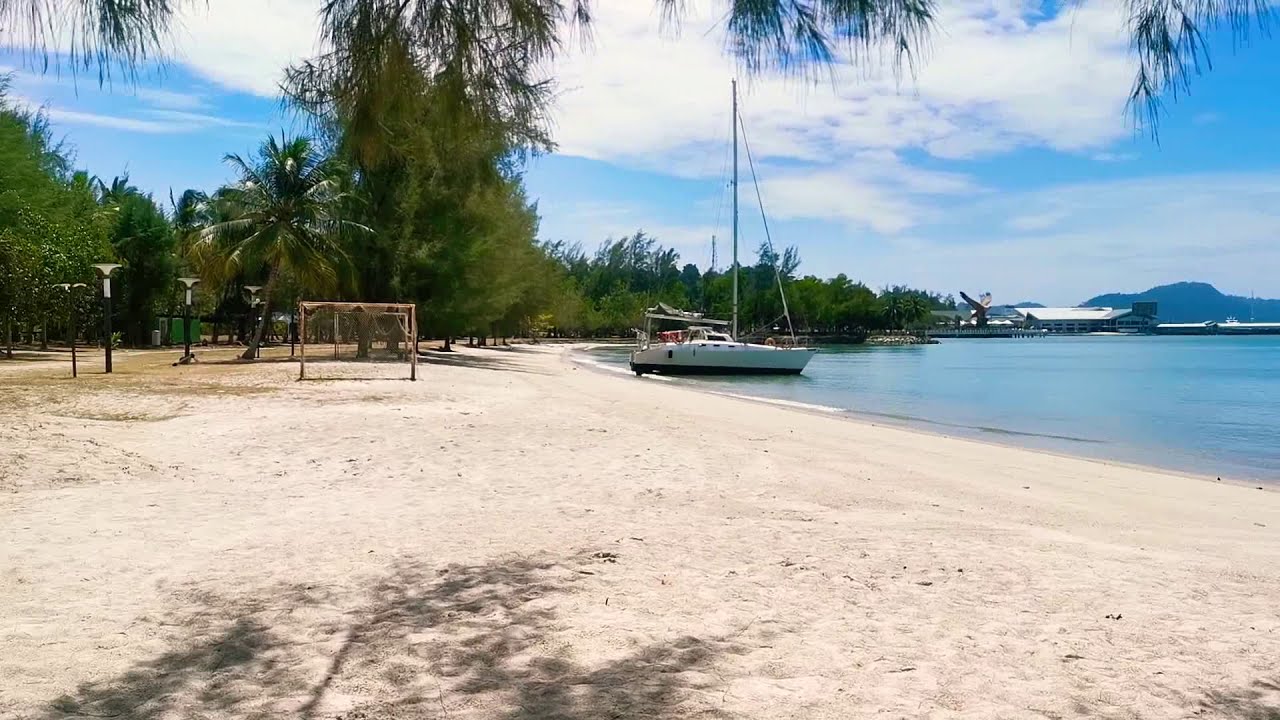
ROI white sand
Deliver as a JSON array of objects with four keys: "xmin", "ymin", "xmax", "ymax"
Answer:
[{"xmin": 1, "ymin": 345, "xmax": 1278, "ymax": 719}]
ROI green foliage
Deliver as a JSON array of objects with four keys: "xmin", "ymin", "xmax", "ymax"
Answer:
[
  {"xmin": 542, "ymin": 232, "xmax": 690, "ymax": 336},
  {"xmin": 0, "ymin": 83, "xmax": 113, "ymax": 349},
  {"xmin": 101, "ymin": 179, "xmax": 178, "ymax": 345},
  {"xmin": 193, "ymin": 135, "xmax": 365, "ymax": 358},
  {"xmin": 538, "ymin": 231, "xmax": 952, "ymax": 338}
]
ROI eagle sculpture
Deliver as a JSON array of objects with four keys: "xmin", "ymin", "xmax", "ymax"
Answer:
[{"xmin": 960, "ymin": 291, "xmax": 993, "ymax": 328}]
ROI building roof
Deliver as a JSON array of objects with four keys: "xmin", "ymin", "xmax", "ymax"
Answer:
[
  {"xmin": 1157, "ymin": 322, "xmax": 1215, "ymax": 329},
  {"xmin": 1014, "ymin": 307, "xmax": 1129, "ymax": 322}
]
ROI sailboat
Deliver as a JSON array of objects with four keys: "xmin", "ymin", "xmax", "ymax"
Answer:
[{"xmin": 630, "ymin": 81, "xmax": 817, "ymax": 377}]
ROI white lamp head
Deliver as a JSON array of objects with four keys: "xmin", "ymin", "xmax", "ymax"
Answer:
[
  {"xmin": 178, "ymin": 277, "xmax": 201, "ymax": 289},
  {"xmin": 53, "ymin": 283, "xmax": 70, "ymax": 291},
  {"xmin": 71, "ymin": 283, "xmax": 87, "ymax": 289},
  {"xmin": 92, "ymin": 263, "xmax": 122, "ymax": 278}
]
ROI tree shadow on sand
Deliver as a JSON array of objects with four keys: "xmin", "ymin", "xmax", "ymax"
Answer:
[
  {"xmin": 416, "ymin": 350, "xmax": 551, "ymax": 376},
  {"xmin": 41, "ymin": 584, "xmax": 331, "ymax": 719},
  {"xmin": 1191, "ymin": 678, "xmax": 1280, "ymax": 719},
  {"xmin": 42, "ymin": 553, "xmax": 743, "ymax": 720}
]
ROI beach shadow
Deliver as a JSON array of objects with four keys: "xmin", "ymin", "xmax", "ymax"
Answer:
[
  {"xmin": 204, "ymin": 355, "xmax": 299, "ymax": 366},
  {"xmin": 41, "ymin": 583, "xmax": 330, "ymax": 719},
  {"xmin": 499, "ymin": 634, "xmax": 734, "ymax": 720},
  {"xmin": 41, "ymin": 553, "xmax": 733, "ymax": 719},
  {"xmin": 0, "ymin": 353, "xmax": 74, "ymax": 362},
  {"xmin": 1191, "ymin": 678, "xmax": 1280, "ymax": 719},
  {"xmin": 417, "ymin": 349, "xmax": 550, "ymax": 375}
]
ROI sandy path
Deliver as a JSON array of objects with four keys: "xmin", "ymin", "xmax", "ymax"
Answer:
[{"xmin": 1, "ymin": 345, "xmax": 1277, "ymax": 719}]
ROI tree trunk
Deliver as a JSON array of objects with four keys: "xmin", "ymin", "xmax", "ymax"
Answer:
[
  {"xmin": 4, "ymin": 315, "xmax": 11, "ymax": 359},
  {"xmin": 40, "ymin": 312, "xmax": 48, "ymax": 350},
  {"xmin": 241, "ymin": 267, "xmax": 279, "ymax": 360},
  {"xmin": 443, "ymin": 336, "xmax": 453, "ymax": 352},
  {"xmin": 356, "ymin": 314, "xmax": 373, "ymax": 359}
]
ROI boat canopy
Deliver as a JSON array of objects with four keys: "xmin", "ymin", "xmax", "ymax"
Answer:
[{"xmin": 643, "ymin": 302, "xmax": 731, "ymax": 326}]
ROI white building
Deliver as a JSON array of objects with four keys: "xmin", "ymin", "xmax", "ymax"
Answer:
[{"xmin": 1014, "ymin": 305, "xmax": 1158, "ymax": 334}]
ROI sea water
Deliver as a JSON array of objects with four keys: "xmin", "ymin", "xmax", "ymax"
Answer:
[{"xmin": 589, "ymin": 336, "xmax": 1280, "ymax": 481}]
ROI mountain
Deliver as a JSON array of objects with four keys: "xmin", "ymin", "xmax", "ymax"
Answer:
[
  {"xmin": 1011, "ymin": 302, "xmax": 1045, "ymax": 308},
  {"xmin": 1083, "ymin": 282, "xmax": 1280, "ymax": 323}
]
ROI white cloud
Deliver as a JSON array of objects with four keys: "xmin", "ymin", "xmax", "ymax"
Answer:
[
  {"xmin": 44, "ymin": 107, "xmax": 187, "ymax": 133},
  {"xmin": 142, "ymin": 109, "xmax": 260, "ymax": 129},
  {"xmin": 151, "ymin": 0, "xmax": 1139, "ymax": 169},
  {"xmin": 548, "ymin": 0, "xmax": 1135, "ymax": 169},
  {"xmin": 171, "ymin": 0, "xmax": 322, "ymax": 96},
  {"xmin": 1005, "ymin": 209, "xmax": 1071, "ymax": 232},
  {"xmin": 7, "ymin": 92, "xmax": 259, "ymax": 134},
  {"xmin": 521, "ymin": 0, "xmax": 1143, "ymax": 235},
  {"xmin": 1092, "ymin": 151, "xmax": 1137, "ymax": 162},
  {"xmin": 756, "ymin": 154, "xmax": 981, "ymax": 234},
  {"xmin": 134, "ymin": 87, "xmax": 208, "ymax": 110}
]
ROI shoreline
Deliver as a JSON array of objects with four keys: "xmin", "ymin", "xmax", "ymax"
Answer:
[{"xmin": 567, "ymin": 344, "xmax": 1267, "ymax": 490}]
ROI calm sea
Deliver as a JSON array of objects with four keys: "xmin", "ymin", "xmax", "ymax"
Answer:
[{"xmin": 588, "ymin": 336, "xmax": 1280, "ymax": 482}]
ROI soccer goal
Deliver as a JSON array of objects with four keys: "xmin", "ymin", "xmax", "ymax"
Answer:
[{"xmin": 298, "ymin": 301, "xmax": 418, "ymax": 381}]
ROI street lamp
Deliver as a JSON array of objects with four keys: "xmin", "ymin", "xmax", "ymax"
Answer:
[
  {"xmin": 92, "ymin": 263, "xmax": 121, "ymax": 373},
  {"xmin": 52, "ymin": 283, "xmax": 88, "ymax": 377},
  {"xmin": 177, "ymin": 277, "xmax": 201, "ymax": 364},
  {"xmin": 243, "ymin": 285, "xmax": 263, "ymax": 359}
]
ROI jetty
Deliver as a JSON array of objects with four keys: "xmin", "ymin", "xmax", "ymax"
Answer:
[{"xmin": 929, "ymin": 327, "xmax": 1048, "ymax": 339}]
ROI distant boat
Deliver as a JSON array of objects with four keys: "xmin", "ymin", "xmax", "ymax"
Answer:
[{"xmin": 630, "ymin": 81, "xmax": 816, "ymax": 377}]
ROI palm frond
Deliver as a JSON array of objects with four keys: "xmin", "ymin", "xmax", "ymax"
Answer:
[
  {"xmin": 1125, "ymin": 0, "xmax": 1273, "ymax": 134},
  {"xmin": 0, "ymin": 0, "xmax": 184, "ymax": 84}
]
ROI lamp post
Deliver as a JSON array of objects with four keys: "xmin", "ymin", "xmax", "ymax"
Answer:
[
  {"xmin": 52, "ymin": 283, "xmax": 87, "ymax": 377},
  {"xmin": 249, "ymin": 298, "xmax": 264, "ymax": 359},
  {"xmin": 92, "ymin": 263, "xmax": 121, "ymax": 373},
  {"xmin": 243, "ymin": 285, "xmax": 263, "ymax": 359},
  {"xmin": 177, "ymin": 277, "xmax": 201, "ymax": 364}
]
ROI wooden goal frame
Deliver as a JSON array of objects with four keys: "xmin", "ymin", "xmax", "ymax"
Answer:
[{"xmin": 298, "ymin": 301, "xmax": 418, "ymax": 381}]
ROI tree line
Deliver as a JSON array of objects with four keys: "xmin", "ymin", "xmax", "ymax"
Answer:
[{"xmin": 542, "ymin": 233, "xmax": 953, "ymax": 338}]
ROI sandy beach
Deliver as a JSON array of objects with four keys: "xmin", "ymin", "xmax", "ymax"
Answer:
[{"xmin": 2, "ymin": 344, "xmax": 1278, "ymax": 719}]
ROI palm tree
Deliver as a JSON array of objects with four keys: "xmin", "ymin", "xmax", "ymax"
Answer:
[
  {"xmin": 880, "ymin": 293, "xmax": 906, "ymax": 331},
  {"xmin": 170, "ymin": 188, "xmax": 210, "ymax": 237},
  {"xmin": 903, "ymin": 294, "xmax": 932, "ymax": 331},
  {"xmin": 95, "ymin": 175, "xmax": 139, "ymax": 206},
  {"xmin": 194, "ymin": 134, "xmax": 364, "ymax": 360}
]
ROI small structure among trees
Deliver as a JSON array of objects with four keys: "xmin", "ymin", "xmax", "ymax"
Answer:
[{"xmin": 298, "ymin": 302, "xmax": 418, "ymax": 382}]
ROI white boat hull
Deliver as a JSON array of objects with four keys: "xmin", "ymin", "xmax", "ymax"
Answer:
[{"xmin": 630, "ymin": 341, "xmax": 817, "ymax": 375}]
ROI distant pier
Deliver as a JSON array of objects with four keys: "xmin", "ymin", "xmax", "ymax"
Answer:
[
  {"xmin": 928, "ymin": 328, "xmax": 1047, "ymax": 339},
  {"xmin": 1156, "ymin": 321, "xmax": 1280, "ymax": 336}
]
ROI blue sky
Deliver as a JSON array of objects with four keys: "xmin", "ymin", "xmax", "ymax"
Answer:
[{"xmin": 3, "ymin": 0, "xmax": 1279, "ymax": 306}]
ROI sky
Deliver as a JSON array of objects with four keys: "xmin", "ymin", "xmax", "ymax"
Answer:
[{"xmin": 2, "ymin": 0, "xmax": 1279, "ymax": 306}]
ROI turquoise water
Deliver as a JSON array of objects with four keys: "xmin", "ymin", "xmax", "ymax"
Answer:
[{"xmin": 591, "ymin": 336, "xmax": 1280, "ymax": 481}]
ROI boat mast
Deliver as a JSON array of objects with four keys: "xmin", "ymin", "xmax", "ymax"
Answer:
[{"xmin": 731, "ymin": 79, "xmax": 739, "ymax": 341}]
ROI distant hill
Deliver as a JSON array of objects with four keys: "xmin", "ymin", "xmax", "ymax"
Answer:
[
  {"xmin": 1083, "ymin": 282, "xmax": 1280, "ymax": 323},
  {"xmin": 1011, "ymin": 302, "xmax": 1045, "ymax": 308}
]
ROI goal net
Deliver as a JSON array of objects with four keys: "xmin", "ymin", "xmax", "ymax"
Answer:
[{"xmin": 298, "ymin": 302, "xmax": 418, "ymax": 381}]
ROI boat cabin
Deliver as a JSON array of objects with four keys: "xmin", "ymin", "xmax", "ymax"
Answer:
[{"xmin": 657, "ymin": 326, "xmax": 735, "ymax": 344}]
